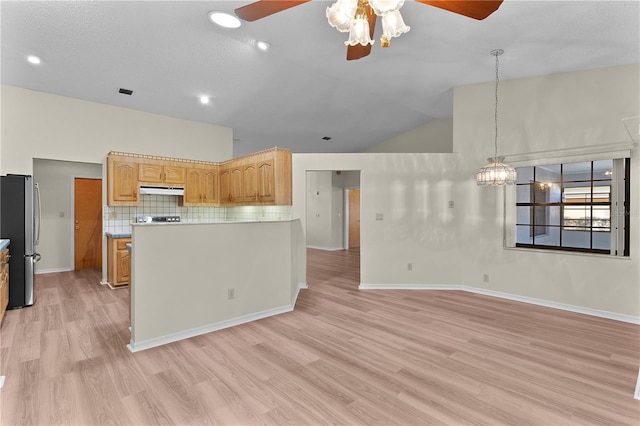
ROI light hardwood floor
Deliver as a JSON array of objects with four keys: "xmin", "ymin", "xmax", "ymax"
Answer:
[{"xmin": 1, "ymin": 248, "xmax": 638, "ymax": 425}]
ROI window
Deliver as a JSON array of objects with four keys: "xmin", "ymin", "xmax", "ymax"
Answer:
[{"xmin": 515, "ymin": 158, "xmax": 630, "ymax": 255}]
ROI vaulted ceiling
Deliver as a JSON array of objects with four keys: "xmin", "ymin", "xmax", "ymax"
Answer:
[{"xmin": 2, "ymin": 1, "xmax": 638, "ymax": 156}]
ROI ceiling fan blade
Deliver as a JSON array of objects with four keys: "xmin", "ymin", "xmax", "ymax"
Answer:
[
  {"xmin": 415, "ymin": 0, "xmax": 503, "ymax": 20},
  {"xmin": 346, "ymin": 4, "xmax": 377, "ymax": 61},
  {"xmin": 234, "ymin": 0, "xmax": 311, "ymax": 22}
]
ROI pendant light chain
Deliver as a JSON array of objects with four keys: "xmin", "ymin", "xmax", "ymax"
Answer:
[{"xmin": 493, "ymin": 48, "xmax": 502, "ymax": 160}]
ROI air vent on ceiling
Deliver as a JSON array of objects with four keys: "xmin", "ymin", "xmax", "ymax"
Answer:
[
  {"xmin": 322, "ymin": 136, "xmax": 332, "ymax": 141},
  {"xmin": 118, "ymin": 88, "xmax": 133, "ymax": 95}
]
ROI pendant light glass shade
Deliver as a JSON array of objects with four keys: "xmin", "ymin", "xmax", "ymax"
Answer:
[
  {"xmin": 381, "ymin": 9, "xmax": 410, "ymax": 39},
  {"xmin": 476, "ymin": 157, "xmax": 517, "ymax": 186},
  {"xmin": 326, "ymin": 0, "xmax": 357, "ymax": 32},
  {"xmin": 369, "ymin": 0, "xmax": 404, "ymax": 15},
  {"xmin": 345, "ymin": 16, "xmax": 374, "ymax": 46}
]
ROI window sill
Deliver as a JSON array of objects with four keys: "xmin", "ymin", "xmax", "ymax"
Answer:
[{"xmin": 504, "ymin": 246, "xmax": 631, "ymax": 260}]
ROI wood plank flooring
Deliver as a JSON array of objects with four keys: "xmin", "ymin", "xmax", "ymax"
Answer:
[{"xmin": 1, "ymin": 248, "xmax": 639, "ymax": 425}]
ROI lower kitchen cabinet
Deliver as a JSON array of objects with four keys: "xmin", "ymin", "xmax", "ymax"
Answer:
[
  {"xmin": 107, "ymin": 237, "xmax": 131, "ymax": 287},
  {"xmin": 0, "ymin": 248, "xmax": 9, "ymax": 324}
]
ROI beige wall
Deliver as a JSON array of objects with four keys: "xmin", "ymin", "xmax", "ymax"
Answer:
[
  {"xmin": 293, "ymin": 64, "xmax": 640, "ymax": 320},
  {"xmin": 0, "ymin": 85, "xmax": 233, "ymax": 175},
  {"xmin": 365, "ymin": 118, "xmax": 453, "ymax": 153}
]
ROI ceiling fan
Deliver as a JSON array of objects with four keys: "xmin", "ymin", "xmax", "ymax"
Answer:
[{"xmin": 234, "ymin": 0, "xmax": 504, "ymax": 60}]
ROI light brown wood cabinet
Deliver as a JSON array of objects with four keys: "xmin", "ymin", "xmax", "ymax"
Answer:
[
  {"xmin": 107, "ymin": 237, "xmax": 131, "ymax": 287},
  {"xmin": 138, "ymin": 160, "xmax": 185, "ymax": 185},
  {"xmin": 0, "ymin": 248, "xmax": 9, "ymax": 324},
  {"xmin": 182, "ymin": 165, "xmax": 219, "ymax": 206},
  {"xmin": 107, "ymin": 147, "xmax": 292, "ymax": 207},
  {"xmin": 256, "ymin": 147, "xmax": 292, "ymax": 205},
  {"xmin": 107, "ymin": 156, "xmax": 139, "ymax": 205}
]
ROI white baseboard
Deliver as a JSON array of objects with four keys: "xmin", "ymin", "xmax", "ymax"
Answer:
[
  {"xmin": 128, "ymin": 283, "xmax": 308, "ymax": 353},
  {"xmin": 634, "ymin": 369, "xmax": 640, "ymax": 400},
  {"xmin": 36, "ymin": 267, "xmax": 73, "ymax": 274},
  {"xmin": 306, "ymin": 245, "xmax": 345, "ymax": 251},
  {"xmin": 358, "ymin": 283, "xmax": 640, "ymax": 325}
]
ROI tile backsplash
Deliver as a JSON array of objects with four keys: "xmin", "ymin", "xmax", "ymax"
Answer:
[{"xmin": 104, "ymin": 194, "xmax": 292, "ymax": 235}]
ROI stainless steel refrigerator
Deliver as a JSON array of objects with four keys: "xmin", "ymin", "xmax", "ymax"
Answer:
[{"xmin": 0, "ymin": 174, "xmax": 41, "ymax": 309}]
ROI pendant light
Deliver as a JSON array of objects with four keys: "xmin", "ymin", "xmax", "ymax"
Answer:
[{"xmin": 476, "ymin": 49, "xmax": 516, "ymax": 186}]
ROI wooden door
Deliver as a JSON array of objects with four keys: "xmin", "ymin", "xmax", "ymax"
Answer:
[
  {"xmin": 74, "ymin": 178, "xmax": 102, "ymax": 269},
  {"xmin": 348, "ymin": 189, "xmax": 360, "ymax": 249}
]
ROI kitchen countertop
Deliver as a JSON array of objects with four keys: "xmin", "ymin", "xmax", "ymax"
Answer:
[
  {"xmin": 105, "ymin": 232, "xmax": 132, "ymax": 238},
  {"xmin": 0, "ymin": 239, "xmax": 9, "ymax": 251}
]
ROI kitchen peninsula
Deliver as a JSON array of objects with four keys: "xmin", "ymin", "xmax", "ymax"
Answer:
[{"xmin": 127, "ymin": 218, "xmax": 305, "ymax": 352}]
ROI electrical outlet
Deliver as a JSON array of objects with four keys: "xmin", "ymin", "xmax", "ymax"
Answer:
[
  {"xmin": 483, "ymin": 274, "xmax": 489, "ymax": 283},
  {"xmin": 376, "ymin": 213, "xmax": 383, "ymax": 221},
  {"xmin": 448, "ymin": 200, "xmax": 454, "ymax": 208},
  {"xmin": 227, "ymin": 288, "xmax": 235, "ymax": 300},
  {"xmin": 407, "ymin": 263, "xmax": 413, "ymax": 271}
]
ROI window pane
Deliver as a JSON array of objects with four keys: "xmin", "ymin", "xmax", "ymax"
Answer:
[
  {"xmin": 516, "ymin": 206, "xmax": 531, "ymax": 225},
  {"xmin": 593, "ymin": 231, "xmax": 611, "ymax": 251},
  {"xmin": 592, "ymin": 205, "xmax": 610, "ymax": 231},
  {"xmin": 564, "ymin": 205, "xmax": 591, "ymax": 230},
  {"xmin": 593, "ymin": 184, "xmax": 611, "ymax": 203},
  {"xmin": 534, "ymin": 226, "xmax": 560, "ymax": 247},
  {"xmin": 563, "ymin": 161, "xmax": 591, "ymax": 181},
  {"xmin": 562, "ymin": 229, "xmax": 590, "ymax": 249},
  {"xmin": 516, "ymin": 184, "xmax": 532, "ymax": 203},
  {"xmin": 593, "ymin": 159, "xmax": 613, "ymax": 180},
  {"xmin": 536, "ymin": 164, "xmax": 561, "ymax": 183},
  {"xmin": 516, "ymin": 225, "xmax": 533, "ymax": 244},
  {"xmin": 516, "ymin": 166, "xmax": 533, "ymax": 184}
]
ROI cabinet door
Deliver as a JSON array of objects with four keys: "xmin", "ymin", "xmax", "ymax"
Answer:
[
  {"xmin": 219, "ymin": 167, "xmax": 231, "ymax": 205},
  {"xmin": 243, "ymin": 161, "xmax": 257, "ymax": 202},
  {"xmin": 257, "ymin": 158, "xmax": 275, "ymax": 202},
  {"xmin": 138, "ymin": 162, "xmax": 164, "ymax": 183},
  {"xmin": 184, "ymin": 168, "xmax": 203, "ymax": 204},
  {"xmin": 163, "ymin": 165, "xmax": 186, "ymax": 185},
  {"xmin": 109, "ymin": 158, "xmax": 139, "ymax": 205},
  {"xmin": 116, "ymin": 250, "xmax": 131, "ymax": 285},
  {"xmin": 230, "ymin": 163, "xmax": 243, "ymax": 203},
  {"xmin": 202, "ymin": 168, "xmax": 219, "ymax": 205}
]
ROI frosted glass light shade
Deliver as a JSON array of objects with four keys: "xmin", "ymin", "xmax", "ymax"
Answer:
[
  {"xmin": 369, "ymin": 0, "xmax": 404, "ymax": 15},
  {"xmin": 381, "ymin": 9, "xmax": 410, "ymax": 38},
  {"xmin": 476, "ymin": 157, "xmax": 517, "ymax": 186},
  {"xmin": 345, "ymin": 17, "xmax": 374, "ymax": 46},
  {"xmin": 326, "ymin": 0, "xmax": 358, "ymax": 32}
]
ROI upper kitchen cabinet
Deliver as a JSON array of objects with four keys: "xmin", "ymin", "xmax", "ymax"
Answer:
[
  {"xmin": 138, "ymin": 159, "xmax": 185, "ymax": 186},
  {"xmin": 256, "ymin": 148, "xmax": 292, "ymax": 205},
  {"xmin": 219, "ymin": 163, "xmax": 232, "ymax": 205},
  {"xmin": 242, "ymin": 157, "xmax": 258, "ymax": 203},
  {"xmin": 182, "ymin": 164, "xmax": 219, "ymax": 206},
  {"xmin": 107, "ymin": 155, "xmax": 139, "ymax": 205}
]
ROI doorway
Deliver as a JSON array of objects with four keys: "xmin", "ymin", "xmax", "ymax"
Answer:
[{"xmin": 74, "ymin": 178, "xmax": 102, "ymax": 270}]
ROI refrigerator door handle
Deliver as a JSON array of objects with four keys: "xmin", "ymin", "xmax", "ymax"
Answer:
[
  {"xmin": 35, "ymin": 182, "xmax": 41, "ymax": 247},
  {"xmin": 35, "ymin": 253, "xmax": 41, "ymax": 262}
]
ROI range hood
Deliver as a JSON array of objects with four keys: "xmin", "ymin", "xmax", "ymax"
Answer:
[{"xmin": 139, "ymin": 185, "xmax": 184, "ymax": 196}]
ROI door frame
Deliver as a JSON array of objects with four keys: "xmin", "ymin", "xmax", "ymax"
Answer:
[{"xmin": 70, "ymin": 175, "xmax": 103, "ymax": 270}]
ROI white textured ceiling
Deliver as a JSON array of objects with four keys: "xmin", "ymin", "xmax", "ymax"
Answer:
[{"xmin": 1, "ymin": 1, "xmax": 639, "ymax": 156}]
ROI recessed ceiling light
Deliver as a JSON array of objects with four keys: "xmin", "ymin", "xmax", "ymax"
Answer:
[
  {"xmin": 208, "ymin": 11, "xmax": 241, "ymax": 29},
  {"xmin": 256, "ymin": 41, "xmax": 270, "ymax": 51},
  {"xmin": 27, "ymin": 55, "xmax": 41, "ymax": 65},
  {"xmin": 199, "ymin": 96, "xmax": 210, "ymax": 105}
]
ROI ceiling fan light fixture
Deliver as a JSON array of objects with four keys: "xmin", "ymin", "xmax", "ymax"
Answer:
[
  {"xmin": 345, "ymin": 16, "xmax": 374, "ymax": 46},
  {"xmin": 381, "ymin": 9, "xmax": 410, "ymax": 40},
  {"xmin": 326, "ymin": 0, "xmax": 357, "ymax": 32},
  {"xmin": 369, "ymin": 0, "xmax": 404, "ymax": 15}
]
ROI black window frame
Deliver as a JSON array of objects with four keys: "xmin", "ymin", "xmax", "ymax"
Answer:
[{"xmin": 515, "ymin": 158, "xmax": 630, "ymax": 256}]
